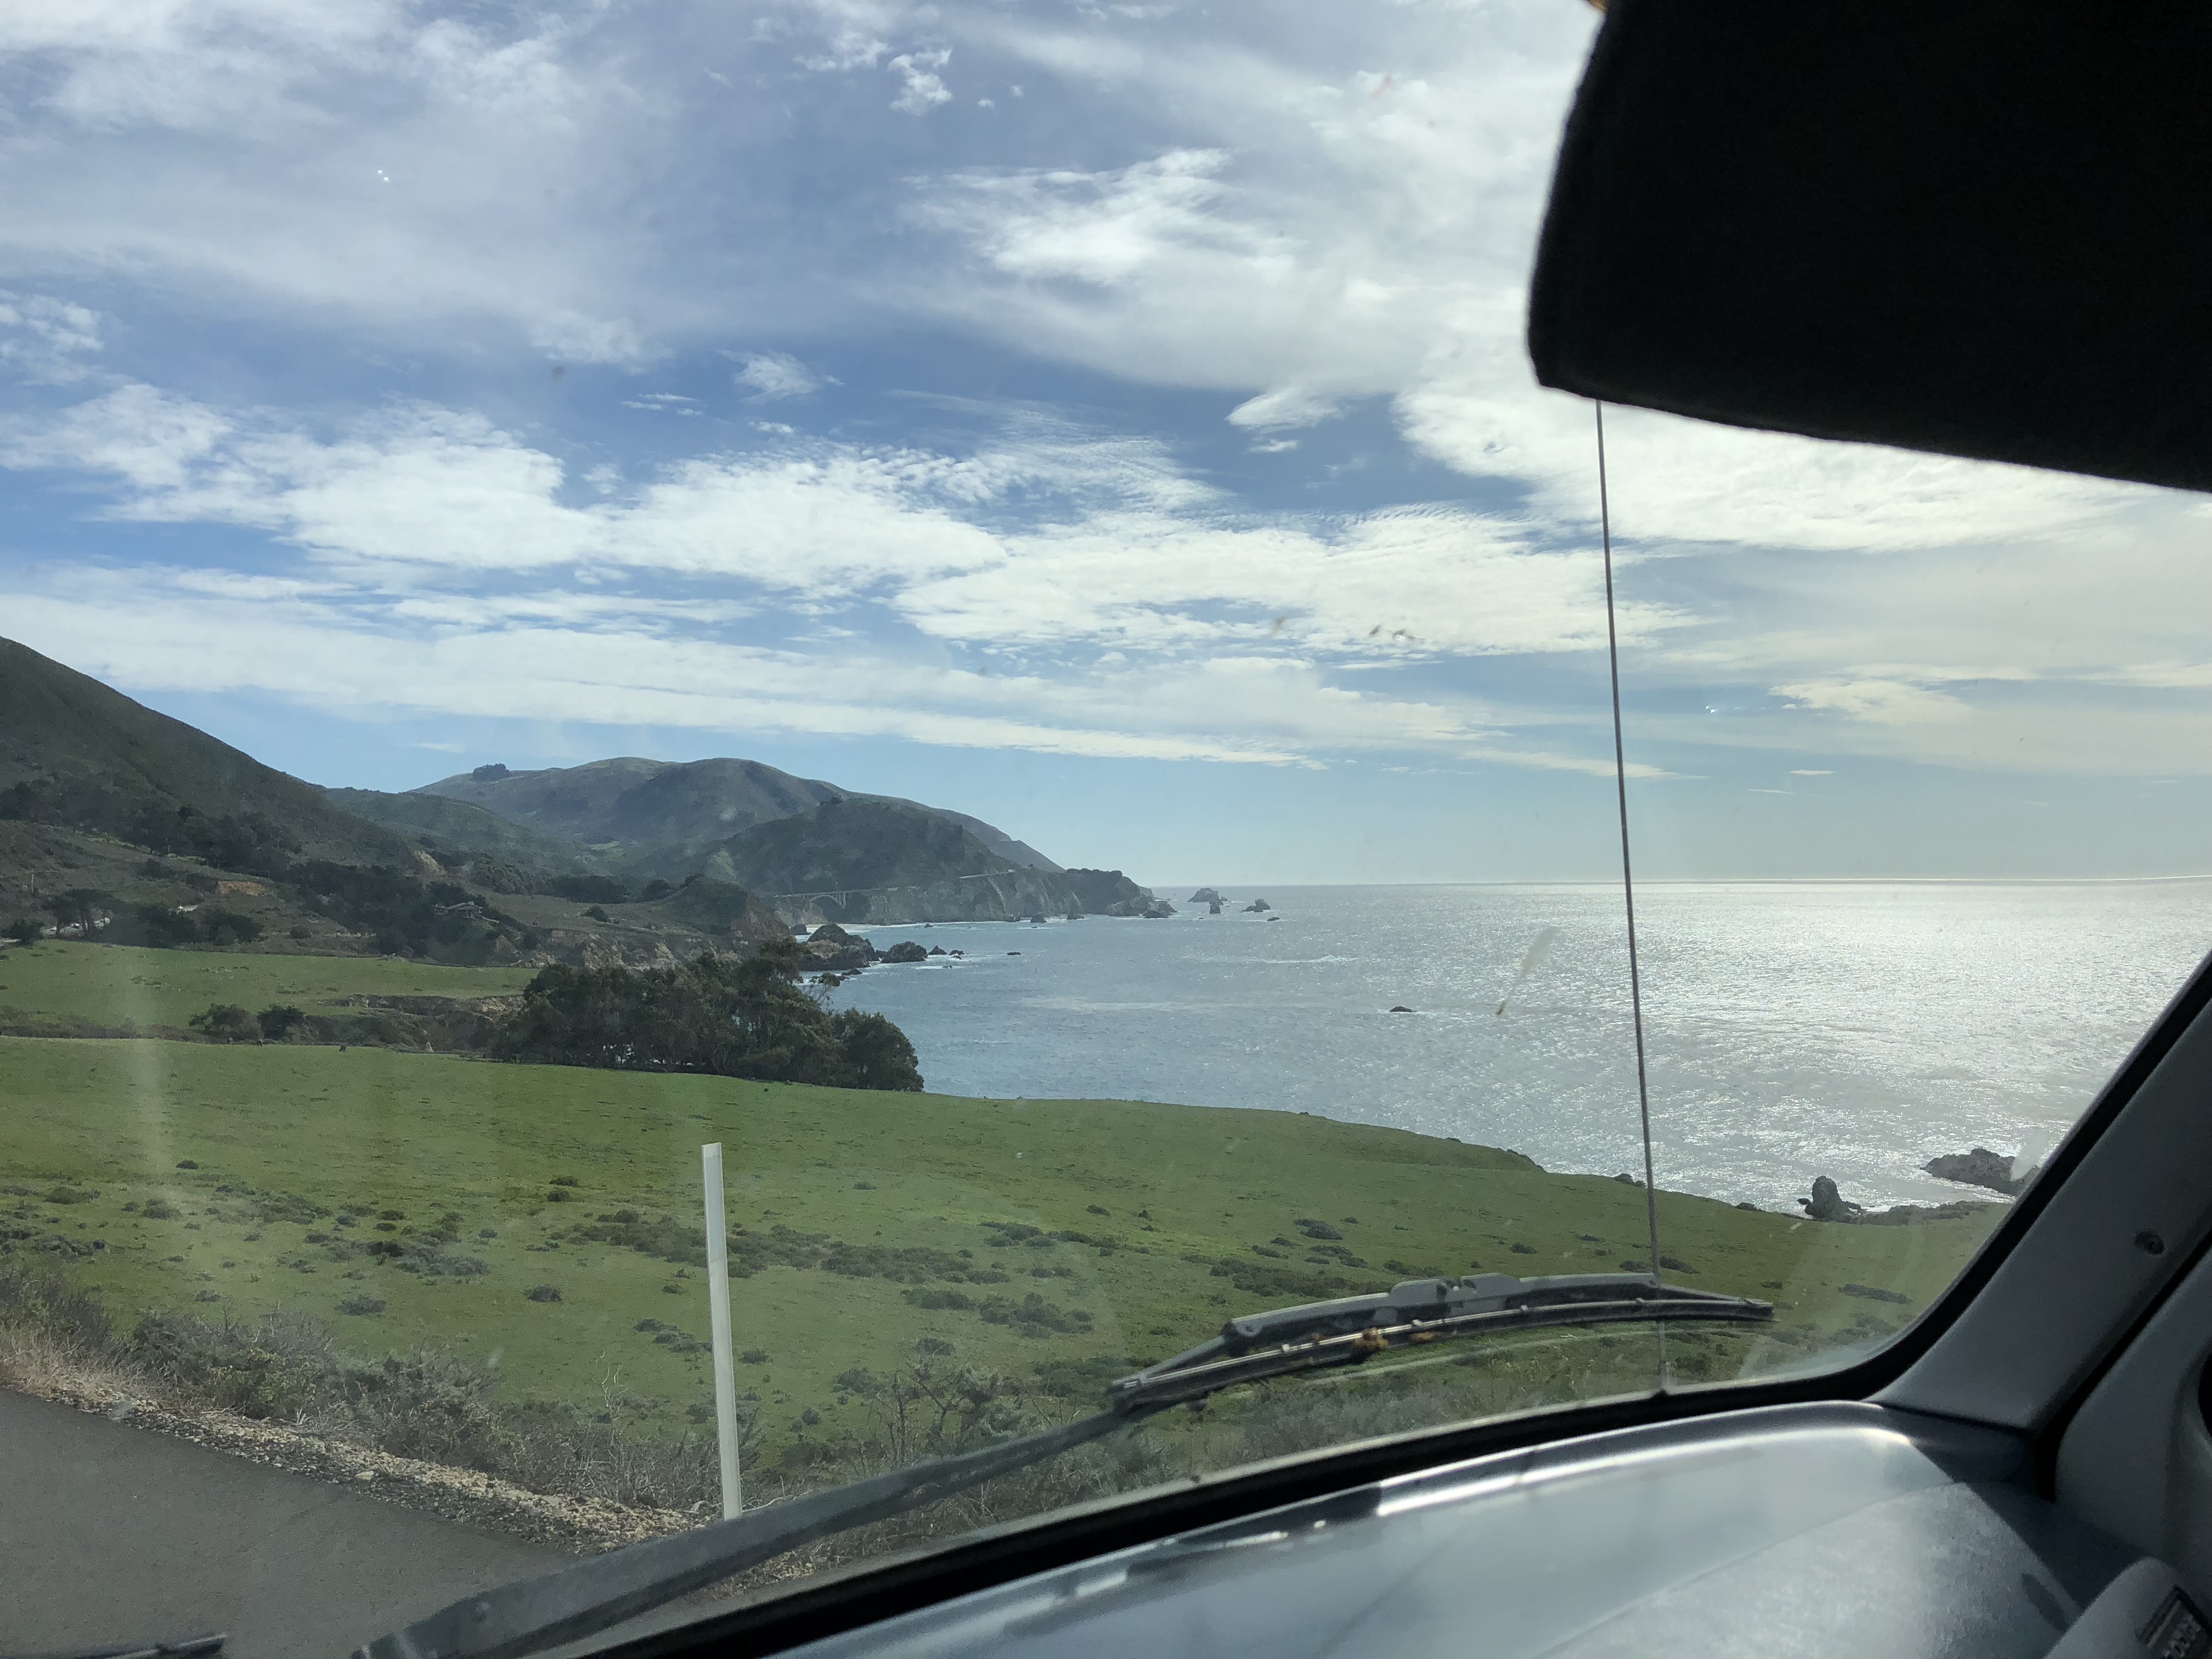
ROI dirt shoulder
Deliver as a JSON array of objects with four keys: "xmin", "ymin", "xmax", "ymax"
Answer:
[{"xmin": 9, "ymin": 1361, "xmax": 691, "ymax": 1555}]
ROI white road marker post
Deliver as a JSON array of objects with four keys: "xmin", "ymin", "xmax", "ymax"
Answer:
[{"xmin": 701, "ymin": 1141, "xmax": 742, "ymax": 1518}]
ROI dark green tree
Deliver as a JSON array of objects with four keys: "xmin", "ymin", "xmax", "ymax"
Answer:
[
  {"xmin": 492, "ymin": 938, "xmax": 922, "ymax": 1090},
  {"xmin": 189, "ymin": 1003, "xmax": 262, "ymax": 1042},
  {"xmin": 257, "ymin": 1005, "xmax": 307, "ymax": 1040},
  {"xmin": 44, "ymin": 888, "xmax": 113, "ymax": 930},
  {"xmin": 829, "ymin": 1009, "xmax": 923, "ymax": 1091},
  {"xmin": 198, "ymin": 910, "xmax": 263, "ymax": 946}
]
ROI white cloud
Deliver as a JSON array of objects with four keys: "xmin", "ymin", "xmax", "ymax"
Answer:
[
  {"xmin": 1227, "ymin": 387, "xmax": 1341, "ymax": 432},
  {"xmin": 889, "ymin": 48, "xmax": 950, "ymax": 114},
  {"xmin": 732, "ymin": 352, "xmax": 826, "ymax": 399},
  {"xmin": 0, "ymin": 2, "xmax": 661, "ymax": 364},
  {"xmin": 916, "ymin": 149, "xmax": 1290, "ymax": 290},
  {"xmin": 0, "ymin": 380, "xmax": 1668, "ymax": 772},
  {"xmin": 2, "ymin": 0, "xmax": 2205, "ymax": 800},
  {"xmin": 1, "ymin": 574, "xmax": 1554, "ymax": 768},
  {"xmin": 3, "ymin": 382, "xmax": 1672, "ymax": 658},
  {"xmin": 0, "ymin": 382, "xmax": 230, "ymax": 489},
  {"xmin": 1771, "ymin": 677, "xmax": 1969, "ymax": 726},
  {"xmin": 0, "ymin": 290, "xmax": 104, "ymax": 381}
]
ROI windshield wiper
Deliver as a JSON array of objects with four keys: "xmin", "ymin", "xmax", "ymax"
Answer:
[
  {"xmin": 359, "ymin": 1273, "xmax": 1769, "ymax": 1659},
  {"xmin": 1110, "ymin": 1270, "xmax": 1773, "ymax": 1410},
  {"xmin": 14, "ymin": 1639, "xmax": 225, "ymax": 1659}
]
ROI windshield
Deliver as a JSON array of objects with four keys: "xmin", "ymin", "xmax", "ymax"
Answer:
[{"xmin": 3, "ymin": 4, "xmax": 2208, "ymax": 1652}]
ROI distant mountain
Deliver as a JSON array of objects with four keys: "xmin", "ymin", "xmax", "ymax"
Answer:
[
  {"xmin": 0, "ymin": 636, "xmax": 411, "ymax": 870},
  {"xmin": 0, "ymin": 634, "xmax": 1156, "ymax": 945},
  {"xmin": 873, "ymin": 802, "xmax": 1062, "ymax": 873},
  {"xmin": 323, "ymin": 787, "xmax": 598, "ymax": 870},
  {"xmin": 415, "ymin": 757, "xmax": 1063, "ymax": 876},
  {"xmin": 679, "ymin": 798, "xmax": 1163, "ymax": 926},
  {"xmin": 0, "ymin": 636, "xmax": 794, "ymax": 969},
  {"xmin": 419, "ymin": 757, "xmax": 838, "ymax": 853}
]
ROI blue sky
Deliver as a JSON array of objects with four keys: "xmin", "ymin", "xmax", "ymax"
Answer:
[{"xmin": 2, "ymin": 0, "xmax": 2208, "ymax": 883}]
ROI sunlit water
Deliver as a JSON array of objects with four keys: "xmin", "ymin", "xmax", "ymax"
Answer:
[{"xmin": 829, "ymin": 882, "xmax": 2212, "ymax": 1214}]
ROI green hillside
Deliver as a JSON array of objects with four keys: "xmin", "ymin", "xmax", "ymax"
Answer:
[
  {"xmin": 709, "ymin": 798, "xmax": 1024, "ymax": 895},
  {"xmin": 1, "ymin": 998, "xmax": 2002, "ymax": 1467},
  {"xmin": 0, "ymin": 637, "xmax": 410, "ymax": 869},
  {"xmin": 418, "ymin": 757, "xmax": 843, "ymax": 855},
  {"xmin": 0, "ymin": 938, "xmax": 533, "ymax": 1031},
  {"xmin": 323, "ymin": 787, "xmax": 599, "ymax": 873}
]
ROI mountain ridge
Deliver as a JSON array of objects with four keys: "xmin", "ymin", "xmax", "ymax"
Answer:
[
  {"xmin": 0, "ymin": 637, "xmax": 414, "ymax": 871},
  {"xmin": 414, "ymin": 758, "xmax": 1062, "ymax": 874}
]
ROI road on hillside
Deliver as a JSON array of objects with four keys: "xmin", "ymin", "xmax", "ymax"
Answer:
[{"xmin": 0, "ymin": 1390, "xmax": 571, "ymax": 1658}]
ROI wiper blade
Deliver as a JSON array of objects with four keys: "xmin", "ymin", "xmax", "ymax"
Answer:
[
  {"xmin": 13, "ymin": 1639, "xmax": 224, "ymax": 1659},
  {"xmin": 1108, "ymin": 1272, "xmax": 1774, "ymax": 1412},
  {"xmin": 360, "ymin": 1273, "xmax": 1765, "ymax": 1659}
]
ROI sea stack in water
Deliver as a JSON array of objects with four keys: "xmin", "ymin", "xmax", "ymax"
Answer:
[
  {"xmin": 1188, "ymin": 887, "xmax": 1225, "ymax": 905},
  {"xmin": 1243, "ymin": 898, "xmax": 1271, "ymax": 913},
  {"xmin": 1923, "ymin": 1147, "xmax": 2032, "ymax": 1197},
  {"xmin": 1801, "ymin": 1176, "xmax": 1865, "ymax": 1222}
]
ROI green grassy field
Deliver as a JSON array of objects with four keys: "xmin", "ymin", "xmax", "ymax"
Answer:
[
  {"xmin": 0, "ymin": 939, "xmax": 535, "ymax": 1031},
  {"xmin": 0, "ymin": 942, "xmax": 2007, "ymax": 1465}
]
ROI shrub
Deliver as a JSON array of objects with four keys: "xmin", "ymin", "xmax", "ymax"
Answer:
[
  {"xmin": 188, "ymin": 1003, "xmax": 261, "ymax": 1042},
  {"xmin": 256, "ymin": 1005, "xmax": 307, "ymax": 1041},
  {"xmin": 132, "ymin": 904, "xmax": 201, "ymax": 947},
  {"xmin": 490, "ymin": 940, "xmax": 923, "ymax": 1091},
  {"xmin": 338, "ymin": 1295, "xmax": 387, "ymax": 1315},
  {"xmin": 0, "ymin": 1260, "xmax": 115, "ymax": 1354},
  {"xmin": 524, "ymin": 1284, "xmax": 562, "ymax": 1303},
  {"xmin": 198, "ymin": 910, "xmax": 263, "ymax": 946}
]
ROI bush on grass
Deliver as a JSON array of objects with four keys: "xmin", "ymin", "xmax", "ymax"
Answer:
[
  {"xmin": 189, "ymin": 1003, "xmax": 261, "ymax": 1042},
  {"xmin": 490, "ymin": 939, "xmax": 922, "ymax": 1091}
]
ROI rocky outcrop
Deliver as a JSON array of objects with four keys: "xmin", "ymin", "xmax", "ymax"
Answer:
[
  {"xmin": 1801, "ymin": 1176, "xmax": 1863, "ymax": 1222},
  {"xmin": 1243, "ymin": 898, "xmax": 1271, "ymax": 913},
  {"xmin": 694, "ymin": 806, "xmax": 1170, "ymax": 926},
  {"xmin": 1801, "ymin": 1173, "xmax": 1994, "ymax": 1226},
  {"xmin": 1062, "ymin": 868, "xmax": 1174, "ymax": 918},
  {"xmin": 1923, "ymin": 1147, "xmax": 2032, "ymax": 1197},
  {"xmin": 882, "ymin": 940, "xmax": 928, "ymax": 964},
  {"xmin": 1188, "ymin": 888, "xmax": 1224, "ymax": 905}
]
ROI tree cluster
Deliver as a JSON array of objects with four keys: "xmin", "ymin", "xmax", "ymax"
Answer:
[
  {"xmin": 188, "ymin": 1002, "xmax": 304, "ymax": 1042},
  {"xmin": 490, "ymin": 938, "xmax": 923, "ymax": 1091}
]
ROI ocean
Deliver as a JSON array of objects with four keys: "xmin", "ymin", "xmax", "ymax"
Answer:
[{"xmin": 825, "ymin": 881, "xmax": 2212, "ymax": 1214}]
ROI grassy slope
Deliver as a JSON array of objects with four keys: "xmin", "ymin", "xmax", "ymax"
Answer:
[
  {"xmin": 1, "ymin": 946, "xmax": 2005, "ymax": 1460},
  {"xmin": 0, "ymin": 941, "xmax": 534, "ymax": 1029}
]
